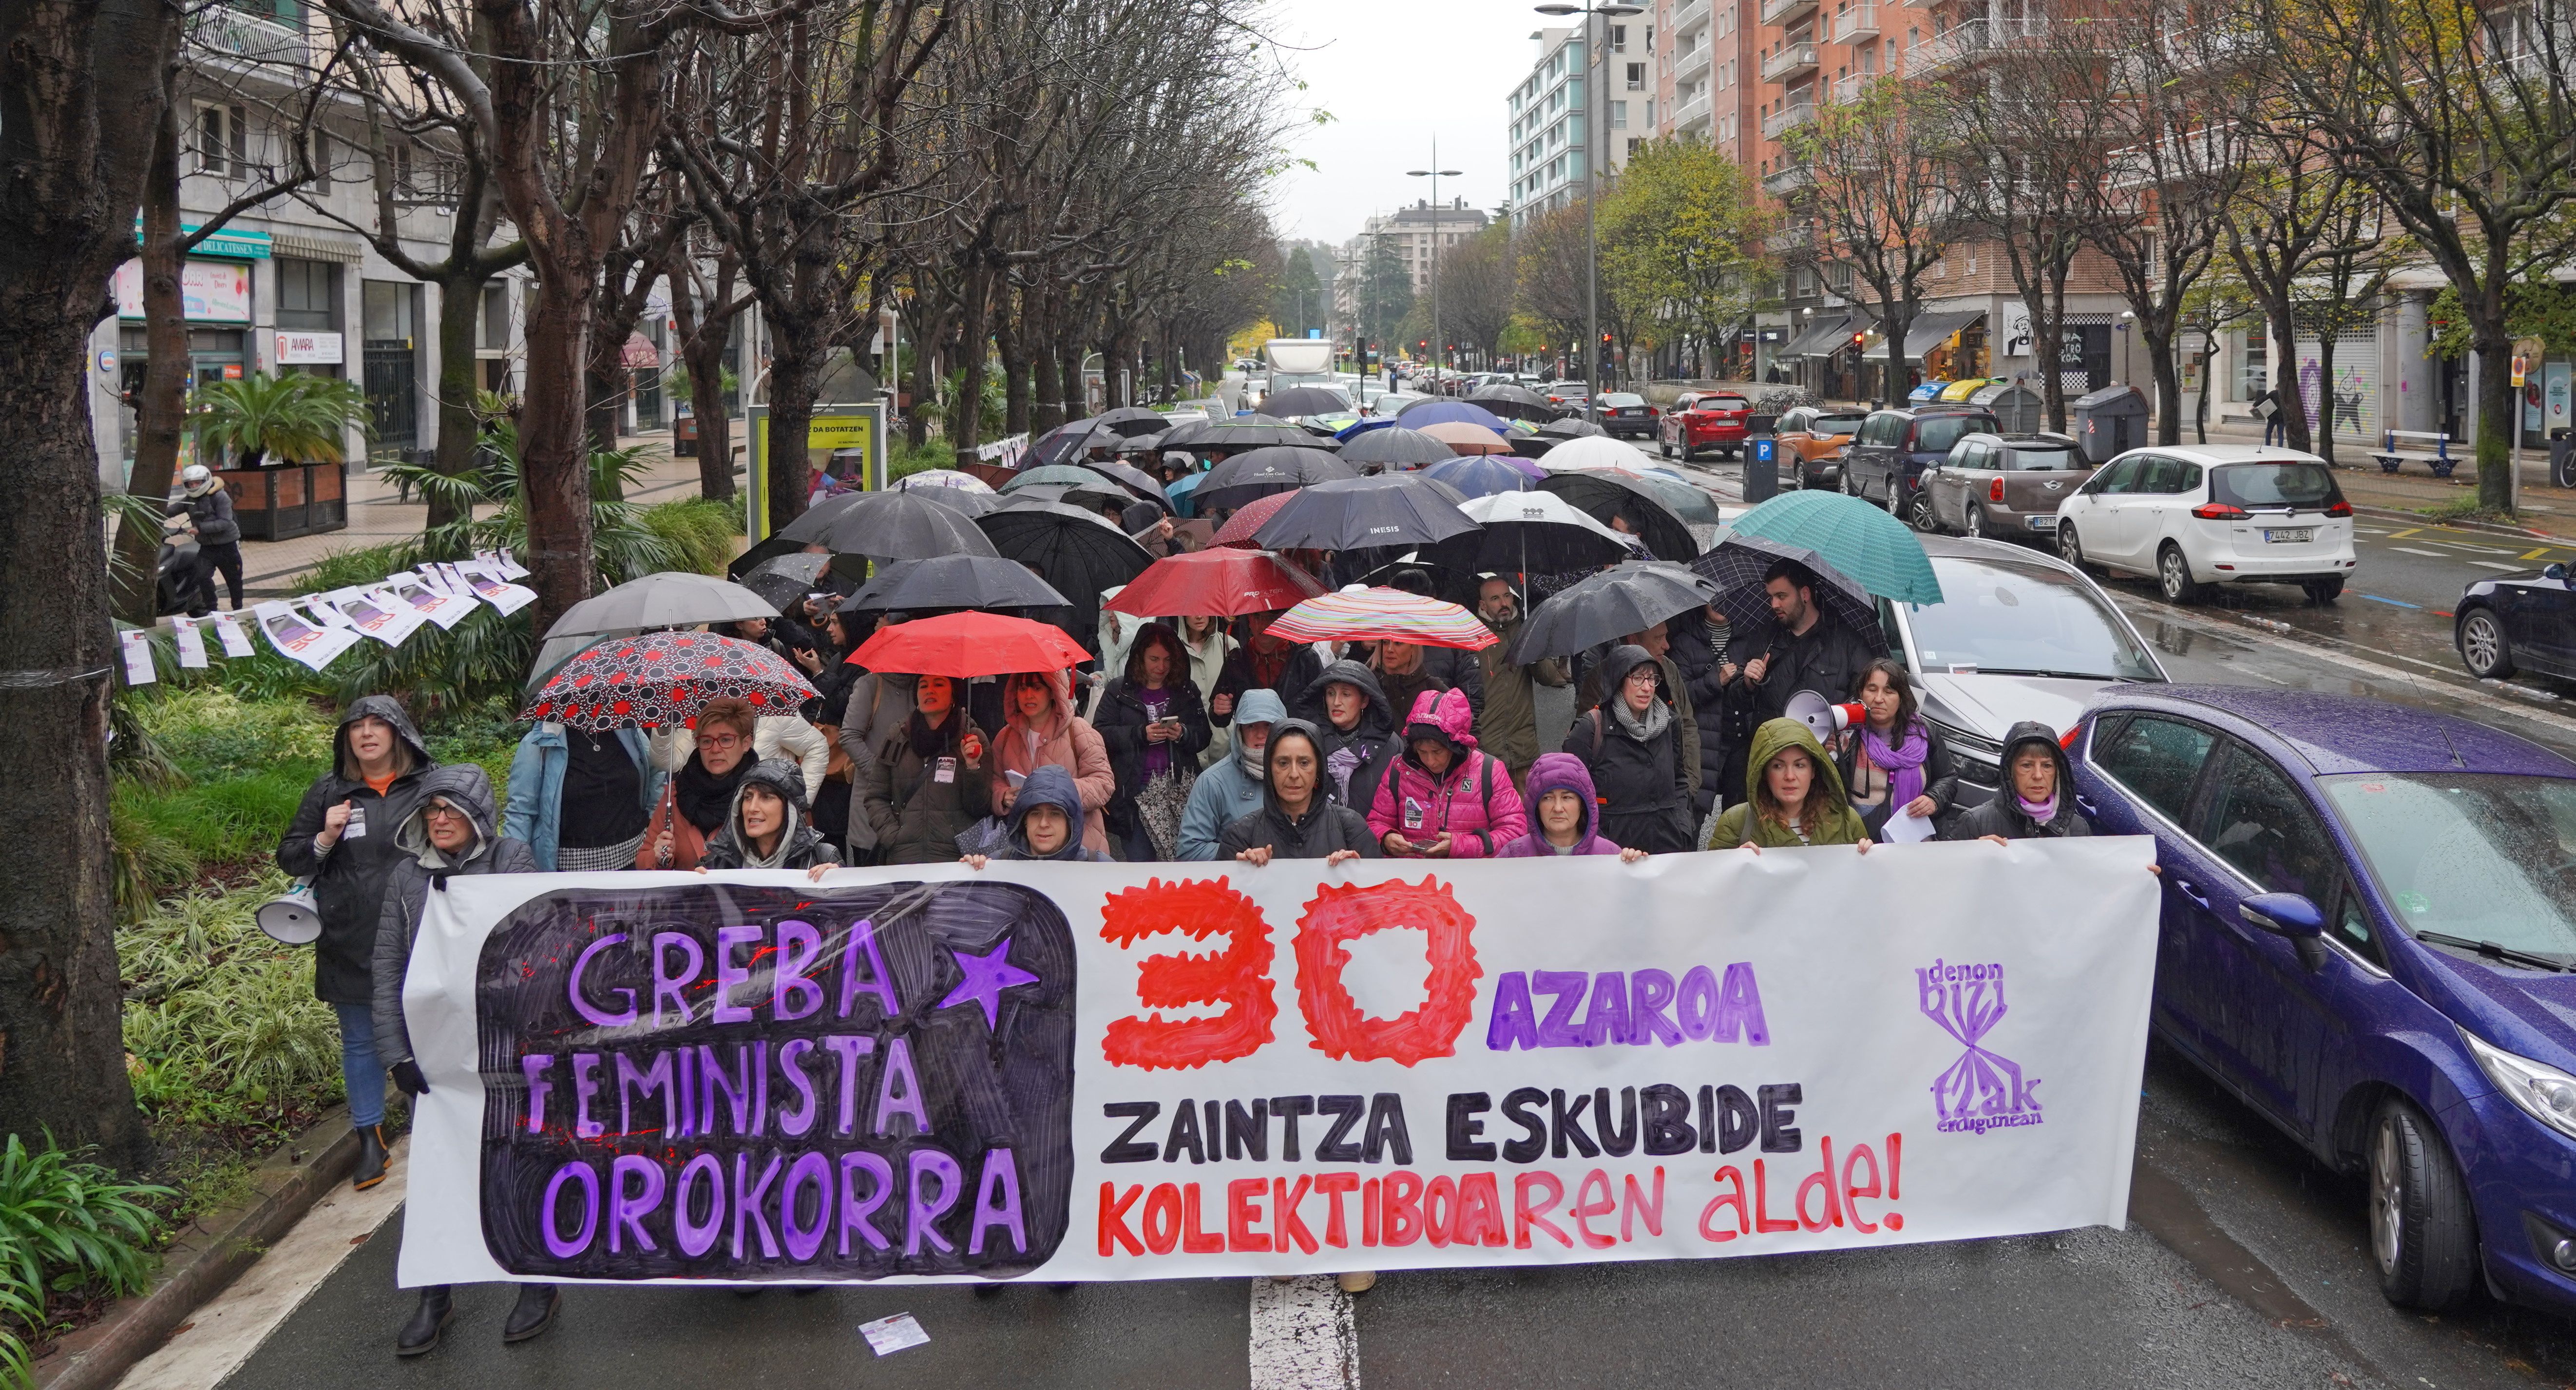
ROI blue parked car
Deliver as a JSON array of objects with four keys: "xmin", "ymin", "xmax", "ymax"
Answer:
[{"xmin": 2069, "ymin": 685, "xmax": 2576, "ymax": 1315}]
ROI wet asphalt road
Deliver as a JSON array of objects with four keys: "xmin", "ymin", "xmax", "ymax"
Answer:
[{"xmin": 193, "ymin": 453, "xmax": 2576, "ymax": 1390}]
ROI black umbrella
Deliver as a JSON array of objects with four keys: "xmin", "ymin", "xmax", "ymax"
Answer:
[
  {"xmin": 1465, "ymin": 384, "xmax": 1560, "ymax": 423},
  {"xmin": 1691, "ymin": 532, "xmax": 1882, "ymax": 643},
  {"xmin": 1197, "ymin": 446, "xmax": 1357, "ymax": 512},
  {"xmin": 1538, "ymin": 472, "xmax": 1701, "ymax": 563},
  {"xmin": 1338, "ymin": 427, "xmax": 1459, "ymax": 471},
  {"xmin": 1509, "ymin": 561, "xmax": 1724, "ymax": 663},
  {"xmin": 1259, "ymin": 386, "xmax": 1352, "ymax": 419},
  {"xmin": 1111, "ymin": 429, "xmax": 1170, "ymax": 457},
  {"xmin": 1508, "ymin": 433, "xmax": 1558, "ymax": 460},
  {"xmin": 1539, "ymin": 415, "xmax": 1609, "ymax": 439},
  {"xmin": 975, "ymin": 498, "xmax": 1154, "ymax": 634},
  {"xmin": 1165, "ymin": 417, "xmax": 1340, "ymax": 452},
  {"xmin": 1029, "ymin": 417, "xmax": 1099, "ymax": 467},
  {"xmin": 1018, "ymin": 480, "xmax": 1138, "ymax": 517},
  {"xmin": 776, "ymin": 488, "xmax": 1002, "ymax": 560},
  {"xmin": 1251, "ymin": 473, "xmax": 1479, "ymax": 552},
  {"xmin": 742, "ymin": 553, "xmax": 832, "ymax": 609},
  {"xmin": 1082, "ymin": 459, "xmax": 1172, "ymax": 508},
  {"xmin": 841, "ymin": 554, "xmax": 1070, "ymax": 613},
  {"xmin": 1093, "ymin": 405, "xmax": 1170, "ymax": 438}
]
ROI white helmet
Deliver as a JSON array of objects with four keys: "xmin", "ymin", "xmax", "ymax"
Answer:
[{"xmin": 181, "ymin": 464, "xmax": 214, "ymax": 494}]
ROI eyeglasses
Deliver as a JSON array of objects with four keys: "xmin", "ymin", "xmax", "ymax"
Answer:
[
  {"xmin": 1622, "ymin": 668, "xmax": 1660, "ymax": 686},
  {"xmin": 423, "ymin": 803, "xmax": 470, "ymax": 822},
  {"xmin": 699, "ymin": 733, "xmax": 744, "ymax": 749}
]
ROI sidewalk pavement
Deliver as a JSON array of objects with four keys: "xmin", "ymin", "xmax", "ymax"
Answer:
[{"xmin": 235, "ymin": 432, "xmax": 725, "ymax": 599}]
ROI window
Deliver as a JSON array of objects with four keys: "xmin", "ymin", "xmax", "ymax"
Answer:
[
  {"xmin": 1611, "ymin": 100, "xmax": 1628, "ymax": 127},
  {"xmin": 274, "ymin": 259, "xmax": 339, "ymax": 330},
  {"xmin": 1609, "ymin": 22, "xmax": 1627, "ymax": 49},
  {"xmin": 362, "ymin": 279, "xmax": 416, "ymax": 346},
  {"xmin": 2331, "ymin": 878, "xmax": 2384, "ymax": 965},
  {"xmin": 481, "ymin": 282, "xmax": 510, "ymax": 351},
  {"xmin": 2137, "ymin": 455, "xmax": 2199, "ymax": 495},
  {"xmin": 1951, "ymin": 440, "xmax": 1991, "ymax": 469},
  {"xmin": 2084, "ymin": 455, "xmax": 2143, "ymax": 495},
  {"xmin": 2211, "ymin": 462, "xmax": 2345, "ymax": 510},
  {"xmin": 2194, "ymin": 743, "xmax": 2340, "ymax": 906},
  {"xmin": 2094, "ymin": 714, "xmax": 2215, "ymax": 826},
  {"xmin": 1628, "ymin": 137, "xmax": 1645, "ymax": 157},
  {"xmin": 195, "ymin": 102, "xmax": 248, "ymax": 178},
  {"xmin": 1626, "ymin": 60, "xmax": 1647, "ymax": 89}
]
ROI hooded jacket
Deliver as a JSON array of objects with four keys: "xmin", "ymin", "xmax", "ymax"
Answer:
[
  {"xmin": 1216, "ymin": 721, "xmax": 1382, "ymax": 860},
  {"xmin": 1302, "ymin": 659, "xmax": 1399, "ymax": 813},
  {"xmin": 503, "ymin": 723, "xmax": 666, "ymax": 871},
  {"xmin": 992, "ymin": 670, "xmax": 1115, "ymax": 855},
  {"xmin": 854, "ymin": 694, "xmax": 991, "ymax": 865},
  {"xmin": 1943, "ymin": 721, "xmax": 2093, "ymax": 841},
  {"xmin": 1497, "ymin": 752, "xmax": 1630, "ymax": 857},
  {"xmin": 1368, "ymin": 689, "xmax": 1527, "ymax": 858},
  {"xmin": 1179, "ymin": 688, "xmax": 1287, "ymax": 860},
  {"xmin": 370, "ymin": 763, "xmax": 535, "ymax": 1071},
  {"xmin": 173, "ymin": 481, "xmax": 239, "ymax": 546},
  {"xmin": 1474, "ymin": 609, "xmax": 1568, "ymax": 777},
  {"xmin": 278, "ymin": 695, "xmax": 438, "ymax": 1006},
  {"xmin": 995, "ymin": 763, "xmax": 1118, "ymax": 861},
  {"xmin": 1575, "ymin": 646, "xmax": 1703, "ymax": 801},
  {"xmin": 1094, "ymin": 627, "xmax": 1214, "ymax": 836},
  {"xmin": 1563, "ymin": 645, "xmax": 1699, "ymax": 854},
  {"xmin": 1710, "ymin": 718, "xmax": 1873, "ymax": 849},
  {"xmin": 699, "ymin": 757, "xmax": 844, "ymax": 870}
]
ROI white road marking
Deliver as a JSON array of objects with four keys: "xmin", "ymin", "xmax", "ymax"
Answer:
[
  {"xmin": 1249, "ymin": 1276, "xmax": 1361, "ymax": 1390},
  {"xmin": 114, "ymin": 1139, "xmax": 410, "ymax": 1390},
  {"xmin": 2387, "ymin": 547, "xmax": 2451, "ymax": 558},
  {"xmin": 2425, "ymin": 540, "xmax": 2516, "ymax": 554},
  {"xmin": 2470, "ymin": 561, "xmax": 2525, "ymax": 571}
]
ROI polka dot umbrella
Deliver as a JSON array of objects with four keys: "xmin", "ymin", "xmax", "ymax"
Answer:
[{"xmin": 519, "ymin": 631, "xmax": 819, "ymax": 731}]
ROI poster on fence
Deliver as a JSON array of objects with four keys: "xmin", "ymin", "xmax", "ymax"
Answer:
[{"xmin": 397, "ymin": 840, "xmax": 2159, "ymax": 1288}]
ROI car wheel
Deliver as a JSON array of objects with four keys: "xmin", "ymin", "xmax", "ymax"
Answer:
[
  {"xmin": 1905, "ymin": 489, "xmax": 1938, "ymax": 533},
  {"xmin": 2303, "ymin": 576, "xmax": 2345, "ymax": 605},
  {"xmin": 2058, "ymin": 524, "xmax": 2093, "ymax": 573},
  {"xmin": 2368, "ymin": 1097, "xmax": 2480, "ymax": 1312},
  {"xmin": 2157, "ymin": 543, "xmax": 2206, "ymax": 604},
  {"xmin": 1963, "ymin": 503, "xmax": 1986, "ymax": 540},
  {"xmin": 2459, "ymin": 608, "xmax": 2517, "ymax": 679}
]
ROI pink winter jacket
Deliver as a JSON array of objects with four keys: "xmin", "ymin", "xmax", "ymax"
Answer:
[
  {"xmin": 993, "ymin": 670, "xmax": 1115, "ymax": 855},
  {"xmin": 1367, "ymin": 689, "xmax": 1527, "ymax": 858}
]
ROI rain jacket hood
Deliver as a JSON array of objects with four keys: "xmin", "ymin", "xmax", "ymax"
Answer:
[
  {"xmin": 1400, "ymin": 688, "xmax": 1477, "ymax": 762},
  {"xmin": 1002, "ymin": 763, "xmax": 1110, "ymax": 860},
  {"xmin": 1998, "ymin": 720, "xmax": 2074, "ymax": 798},
  {"xmin": 394, "ymin": 764, "xmax": 498, "ymax": 869},
  {"xmin": 334, "ymin": 694, "xmax": 431, "ymax": 782},
  {"xmin": 1231, "ymin": 688, "xmax": 1288, "ymax": 775},
  {"xmin": 1304, "ymin": 659, "xmax": 1394, "ymax": 738},
  {"xmin": 1708, "ymin": 717, "xmax": 1871, "ymax": 849},
  {"xmin": 1499, "ymin": 753, "xmax": 1626, "ymax": 857},
  {"xmin": 703, "ymin": 757, "xmax": 839, "ymax": 869}
]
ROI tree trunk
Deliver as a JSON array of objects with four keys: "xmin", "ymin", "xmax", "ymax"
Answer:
[
  {"xmin": 584, "ymin": 332, "xmax": 627, "ymax": 459},
  {"xmin": 2313, "ymin": 331, "xmax": 2342, "ymax": 468},
  {"xmin": 767, "ymin": 336, "xmax": 823, "ymax": 531},
  {"xmin": 2477, "ymin": 333, "xmax": 2516, "ymax": 513},
  {"xmin": 949, "ymin": 267, "xmax": 990, "ymax": 465},
  {"xmin": 673, "ymin": 280, "xmax": 735, "ymax": 501},
  {"xmin": 518, "ymin": 279, "xmax": 599, "ymax": 633},
  {"xmin": 110, "ymin": 104, "xmax": 190, "ymax": 624},
  {"xmin": 904, "ymin": 323, "xmax": 935, "ymax": 448},
  {"xmin": 1057, "ymin": 340, "xmax": 1085, "ymax": 421},
  {"xmin": 427, "ymin": 269, "xmax": 492, "ymax": 533},
  {"xmin": 2195, "ymin": 323, "xmax": 2219, "ymax": 444},
  {"xmin": 2147, "ymin": 322, "xmax": 2184, "ymax": 447},
  {"xmin": 1031, "ymin": 329, "xmax": 1062, "ymax": 436},
  {"xmin": 997, "ymin": 289, "xmax": 1031, "ymax": 439},
  {"xmin": 2260, "ymin": 299, "xmax": 2312, "ymax": 456}
]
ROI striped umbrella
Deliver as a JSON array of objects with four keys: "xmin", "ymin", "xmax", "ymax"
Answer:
[{"xmin": 1265, "ymin": 587, "xmax": 1498, "ymax": 651}]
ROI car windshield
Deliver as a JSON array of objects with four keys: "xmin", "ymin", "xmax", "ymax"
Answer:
[
  {"xmin": 2322, "ymin": 773, "xmax": 2576, "ymax": 965},
  {"xmin": 2213, "ymin": 461, "xmax": 2344, "ymax": 510},
  {"xmin": 1912, "ymin": 415, "xmax": 1996, "ymax": 453},
  {"xmin": 1813, "ymin": 412, "xmax": 1868, "ymax": 434},
  {"xmin": 1900, "ymin": 556, "xmax": 2164, "ymax": 680},
  {"xmin": 2004, "ymin": 444, "xmax": 2080, "ymax": 471}
]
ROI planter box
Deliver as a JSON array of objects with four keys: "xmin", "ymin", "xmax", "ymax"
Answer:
[{"xmin": 223, "ymin": 461, "xmax": 346, "ymax": 542}]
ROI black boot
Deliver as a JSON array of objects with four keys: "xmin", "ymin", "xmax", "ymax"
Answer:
[
  {"xmin": 502, "ymin": 1283, "xmax": 561, "ymax": 1344},
  {"xmin": 352, "ymin": 1124, "xmax": 388, "ymax": 1192},
  {"xmin": 396, "ymin": 1286, "xmax": 453, "ymax": 1358}
]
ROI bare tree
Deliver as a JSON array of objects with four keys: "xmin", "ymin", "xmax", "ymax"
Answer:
[{"xmin": 1781, "ymin": 79, "xmax": 1964, "ymax": 407}]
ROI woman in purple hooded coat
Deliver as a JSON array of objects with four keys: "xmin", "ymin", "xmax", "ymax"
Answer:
[{"xmin": 1496, "ymin": 752, "xmax": 1650, "ymax": 861}]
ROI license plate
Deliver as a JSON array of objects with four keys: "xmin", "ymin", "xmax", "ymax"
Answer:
[
  {"xmin": 2265, "ymin": 528, "xmax": 2315, "ymax": 543},
  {"xmin": 2025, "ymin": 514, "xmax": 2058, "ymax": 530}
]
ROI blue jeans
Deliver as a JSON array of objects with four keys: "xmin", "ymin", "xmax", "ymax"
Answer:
[
  {"xmin": 2264, "ymin": 417, "xmax": 2286, "ymax": 445},
  {"xmin": 333, "ymin": 1001, "xmax": 385, "ymax": 1128}
]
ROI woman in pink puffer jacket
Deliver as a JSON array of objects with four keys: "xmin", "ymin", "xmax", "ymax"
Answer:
[{"xmin": 1367, "ymin": 688, "xmax": 1527, "ymax": 858}]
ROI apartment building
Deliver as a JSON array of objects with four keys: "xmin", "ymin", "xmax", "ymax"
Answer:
[
  {"xmin": 1331, "ymin": 198, "xmax": 1493, "ymax": 343},
  {"xmin": 1508, "ymin": 22, "xmax": 1644, "ymax": 227}
]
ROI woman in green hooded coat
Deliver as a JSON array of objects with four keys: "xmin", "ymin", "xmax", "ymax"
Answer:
[{"xmin": 1708, "ymin": 717, "xmax": 1873, "ymax": 851}]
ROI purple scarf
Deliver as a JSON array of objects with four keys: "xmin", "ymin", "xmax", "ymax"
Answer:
[
  {"xmin": 2017, "ymin": 793, "xmax": 2060, "ymax": 824},
  {"xmin": 1859, "ymin": 722, "xmax": 1930, "ymax": 809}
]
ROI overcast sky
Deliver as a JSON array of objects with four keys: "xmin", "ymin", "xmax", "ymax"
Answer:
[{"xmin": 1262, "ymin": 0, "xmax": 1542, "ymax": 248}]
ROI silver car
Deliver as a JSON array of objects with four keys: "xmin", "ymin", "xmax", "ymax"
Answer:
[{"xmin": 1879, "ymin": 535, "xmax": 2169, "ymax": 800}]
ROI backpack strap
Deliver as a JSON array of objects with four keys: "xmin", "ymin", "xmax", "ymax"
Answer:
[{"xmin": 1589, "ymin": 708, "xmax": 1605, "ymax": 757}]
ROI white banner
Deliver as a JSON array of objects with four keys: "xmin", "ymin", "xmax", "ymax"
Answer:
[{"xmin": 397, "ymin": 841, "xmax": 2158, "ymax": 1288}]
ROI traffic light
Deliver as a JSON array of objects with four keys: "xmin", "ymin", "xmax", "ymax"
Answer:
[{"xmin": 1850, "ymin": 331, "xmax": 1866, "ymax": 350}]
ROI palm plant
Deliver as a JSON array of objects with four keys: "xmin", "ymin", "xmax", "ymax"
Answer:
[
  {"xmin": 188, "ymin": 371, "xmax": 374, "ymax": 468},
  {"xmin": 374, "ymin": 420, "xmax": 687, "ymax": 584}
]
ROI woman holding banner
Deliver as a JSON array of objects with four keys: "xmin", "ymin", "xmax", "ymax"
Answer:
[
  {"xmin": 276, "ymin": 696, "xmax": 435, "ymax": 1195},
  {"xmin": 695, "ymin": 758, "xmax": 843, "ymax": 873},
  {"xmin": 962, "ymin": 764, "xmax": 1120, "ymax": 864},
  {"xmin": 1708, "ymin": 718, "xmax": 1873, "ymax": 852},
  {"xmin": 1218, "ymin": 720, "xmax": 1377, "ymax": 866},
  {"xmin": 1946, "ymin": 721, "xmax": 2095, "ymax": 842}
]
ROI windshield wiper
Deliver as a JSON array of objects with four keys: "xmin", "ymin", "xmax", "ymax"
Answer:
[
  {"xmin": 1961, "ymin": 667, "xmax": 2121, "ymax": 681},
  {"xmin": 2413, "ymin": 930, "xmax": 2576, "ymax": 973}
]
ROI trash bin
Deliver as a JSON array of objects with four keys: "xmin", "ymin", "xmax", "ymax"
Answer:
[
  {"xmin": 2070, "ymin": 385, "xmax": 2150, "ymax": 465},
  {"xmin": 1969, "ymin": 381, "xmax": 2044, "ymax": 435},
  {"xmin": 1907, "ymin": 381, "xmax": 1949, "ymax": 405}
]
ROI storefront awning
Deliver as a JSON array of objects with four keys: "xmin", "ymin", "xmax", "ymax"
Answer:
[
  {"xmin": 1903, "ymin": 309, "xmax": 1986, "ymax": 360},
  {"xmin": 621, "ymin": 332, "xmax": 661, "ymax": 370},
  {"xmin": 1785, "ymin": 314, "xmax": 1855, "ymax": 357}
]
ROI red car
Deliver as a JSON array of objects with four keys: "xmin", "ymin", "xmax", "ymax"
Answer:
[{"xmin": 1658, "ymin": 392, "xmax": 1752, "ymax": 461}]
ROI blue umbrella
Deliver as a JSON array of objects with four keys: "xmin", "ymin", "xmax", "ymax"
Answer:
[
  {"xmin": 1164, "ymin": 470, "xmax": 1206, "ymax": 519},
  {"xmin": 1423, "ymin": 454, "xmax": 1539, "ymax": 498},
  {"xmin": 1726, "ymin": 489, "xmax": 1943, "ymax": 604},
  {"xmin": 1397, "ymin": 400, "xmax": 1512, "ymax": 433}
]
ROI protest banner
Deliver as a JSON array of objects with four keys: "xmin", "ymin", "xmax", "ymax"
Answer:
[
  {"xmin": 170, "ymin": 615, "xmax": 209, "ymax": 669},
  {"xmin": 327, "ymin": 586, "xmax": 432, "ymax": 647},
  {"xmin": 384, "ymin": 572, "xmax": 478, "ymax": 630},
  {"xmin": 251, "ymin": 600, "xmax": 362, "ymax": 671},
  {"xmin": 396, "ymin": 841, "xmax": 2157, "ymax": 1289}
]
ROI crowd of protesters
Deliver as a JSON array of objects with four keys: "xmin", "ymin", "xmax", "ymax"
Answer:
[{"xmin": 280, "ymin": 544, "xmax": 2138, "ymax": 1352}]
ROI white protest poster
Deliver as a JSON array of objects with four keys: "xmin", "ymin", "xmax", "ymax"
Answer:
[
  {"xmin": 397, "ymin": 842, "xmax": 2159, "ymax": 1290},
  {"xmin": 117, "ymin": 629, "xmax": 157, "ymax": 685},
  {"xmin": 386, "ymin": 572, "xmax": 478, "ymax": 630},
  {"xmin": 303, "ymin": 596, "xmax": 359, "ymax": 630},
  {"xmin": 212, "ymin": 613, "xmax": 256, "ymax": 658},
  {"xmin": 495, "ymin": 547, "xmax": 532, "ymax": 579},
  {"xmin": 332, "ymin": 587, "xmax": 431, "ymax": 647},
  {"xmin": 169, "ymin": 615, "xmax": 210, "ymax": 669},
  {"xmin": 457, "ymin": 562, "xmax": 539, "ymax": 617},
  {"xmin": 252, "ymin": 599, "xmax": 362, "ymax": 671}
]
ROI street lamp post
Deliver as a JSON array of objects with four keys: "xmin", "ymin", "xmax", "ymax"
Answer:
[
  {"xmin": 1535, "ymin": 0, "xmax": 1641, "ymax": 423},
  {"xmin": 1407, "ymin": 146, "xmax": 1463, "ymax": 389}
]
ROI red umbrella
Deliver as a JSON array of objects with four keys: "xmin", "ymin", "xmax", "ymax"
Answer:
[
  {"xmin": 848, "ymin": 610, "xmax": 1091, "ymax": 678},
  {"xmin": 1105, "ymin": 549, "xmax": 1325, "ymax": 619},
  {"xmin": 1211, "ymin": 488, "xmax": 1300, "ymax": 548},
  {"xmin": 521, "ymin": 632, "xmax": 819, "ymax": 729}
]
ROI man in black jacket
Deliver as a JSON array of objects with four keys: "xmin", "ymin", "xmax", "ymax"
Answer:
[
  {"xmin": 173, "ymin": 464, "xmax": 242, "ymax": 614},
  {"xmin": 1726, "ymin": 559, "xmax": 1881, "ymax": 726}
]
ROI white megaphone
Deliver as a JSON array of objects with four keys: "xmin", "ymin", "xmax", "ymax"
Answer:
[
  {"xmin": 1784, "ymin": 690, "xmax": 1867, "ymax": 743},
  {"xmin": 255, "ymin": 878, "xmax": 323, "ymax": 945}
]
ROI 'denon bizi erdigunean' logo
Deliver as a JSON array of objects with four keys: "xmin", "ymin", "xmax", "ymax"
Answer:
[{"xmin": 1916, "ymin": 957, "xmax": 2041, "ymax": 1135}]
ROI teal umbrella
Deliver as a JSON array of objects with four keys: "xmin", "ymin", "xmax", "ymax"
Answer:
[{"xmin": 1726, "ymin": 489, "xmax": 1944, "ymax": 604}]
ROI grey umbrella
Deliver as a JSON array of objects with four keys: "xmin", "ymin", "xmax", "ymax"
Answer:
[
  {"xmin": 542, "ymin": 571, "xmax": 780, "ymax": 641},
  {"xmin": 775, "ymin": 488, "xmax": 1001, "ymax": 560},
  {"xmin": 842, "ymin": 555, "xmax": 1070, "ymax": 612},
  {"xmin": 1339, "ymin": 427, "xmax": 1459, "ymax": 471},
  {"xmin": 1092, "ymin": 405, "xmax": 1170, "ymax": 438},
  {"xmin": 1508, "ymin": 561, "xmax": 1724, "ymax": 663},
  {"xmin": 741, "ymin": 552, "xmax": 834, "ymax": 609}
]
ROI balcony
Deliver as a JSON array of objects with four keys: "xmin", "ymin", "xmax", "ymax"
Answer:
[
  {"xmin": 1763, "ymin": 224, "xmax": 1813, "ymax": 255},
  {"xmin": 1830, "ymin": 72, "xmax": 1870, "ymax": 105},
  {"xmin": 1761, "ymin": 102, "xmax": 1817, "ymax": 140},
  {"xmin": 1671, "ymin": 40, "xmax": 1712, "ymax": 80},
  {"xmin": 1673, "ymin": 0, "xmax": 1712, "ymax": 32},
  {"xmin": 192, "ymin": 5, "xmax": 309, "ymax": 62},
  {"xmin": 1914, "ymin": 18, "xmax": 2036, "ymax": 73},
  {"xmin": 1759, "ymin": 0, "xmax": 1817, "ymax": 25},
  {"xmin": 1762, "ymin": 164, "xmax": 1815, "ymax": 197},
  {"xmin": 1760, "ymin": 40, "xmax": 1821, "ymax": 82},
  {"xmin": 1831, "ymin": 2, "xmax": 1880, "ymax": 42},
  {"xmin": 1672, "ymin": 91, "xmax": 1714, "ymax": 134}
]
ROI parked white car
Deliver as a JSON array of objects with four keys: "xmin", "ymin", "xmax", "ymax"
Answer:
[{"xmin": 2053, "ymin": 444, "xmax": 2358, "ymax": 605}]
